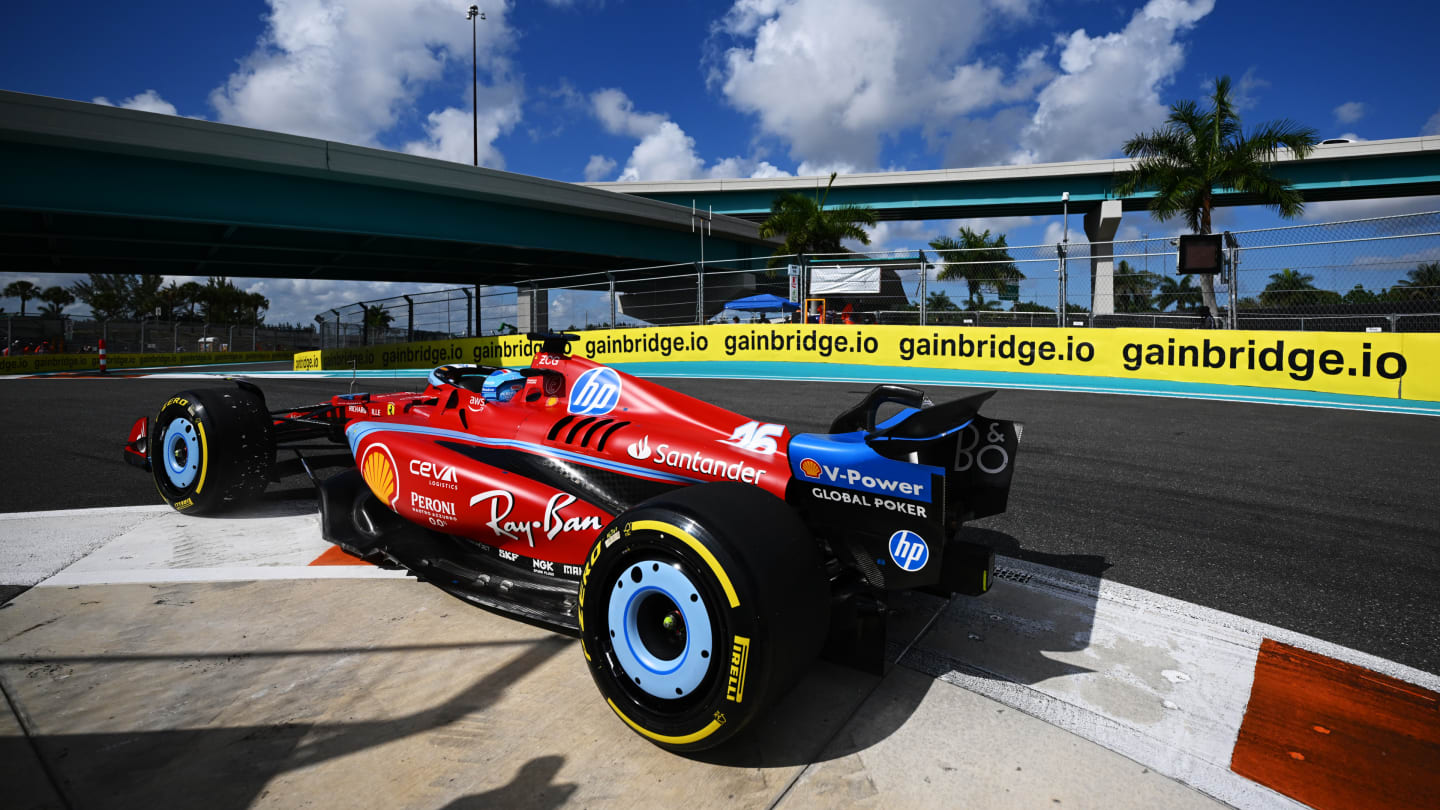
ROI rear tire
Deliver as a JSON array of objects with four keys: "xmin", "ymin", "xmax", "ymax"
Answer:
[
  {"xmin": 578, "ymin": 482, "xmax": 829, "ymax": 752},
  {"xmin": 152, "ymin": 387, "xmax": 274, "ymax": 515}
]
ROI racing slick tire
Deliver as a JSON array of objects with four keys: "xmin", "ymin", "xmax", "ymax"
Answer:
[
  {"xmin": 578, "ymin": 482, "xmax": 829, "ymax": 752},
  {"xmin": 151, "ymin": 387, "xmax": 274, "ymax": 515}
]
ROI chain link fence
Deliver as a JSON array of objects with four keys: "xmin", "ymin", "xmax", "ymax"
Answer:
[
  {"xmin": 311, "ymin": 210, "xmax": 1440, "ymax": 339},
  {"xmin": 3, "ymin": 316, "xmax": 317, "ymax": 355}
]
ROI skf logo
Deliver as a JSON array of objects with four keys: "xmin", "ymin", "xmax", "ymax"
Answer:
[
  {"xmin": 569, "ymin": 367, "xmax": 622, "ymax": 416},
  {"xmin": 626, "ymin": 436, "xmax": 651, "ymax": 460},
  {"xmin": 726, "ymin": 636, "xmax": 750, "ymax": 703},
  {"xmin": 799, "ymin": 458, "xmax": 822, "ymax": 478},
  {"xmin": 361, "ymin": 443, "xmax": 399, "ymax": 507},
  {"xmin": 888, "ymin": 530, "xmax": 929, "ymax": 572}
]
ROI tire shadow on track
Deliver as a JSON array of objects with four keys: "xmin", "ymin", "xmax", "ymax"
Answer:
[{"xmin": 692, "ymin": 527, "xmax": 1109, "ymax": 768}]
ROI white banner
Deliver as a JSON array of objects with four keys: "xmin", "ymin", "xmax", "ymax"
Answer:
[{"xmin": 810, "ymin": 266, "xmax": 881, "ymax": 295}]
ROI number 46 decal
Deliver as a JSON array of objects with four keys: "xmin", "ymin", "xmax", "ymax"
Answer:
[{"xmin": 720, "ymin": 421, "xmax": 785, "ymax": 455}]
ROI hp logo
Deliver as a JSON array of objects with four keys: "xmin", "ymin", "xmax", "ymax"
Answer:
[
  {"xmin": 569, "ymin": 367, "xmax": 622, "ymax": 416},
  {"xmin": 887, "ymin": 530, "xmax": 929, "ymax": 572}
]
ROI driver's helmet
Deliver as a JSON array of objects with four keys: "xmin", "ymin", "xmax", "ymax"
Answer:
[{"xmin": 481, "ymin": 369, "xmax": 526, "ymax": 402}]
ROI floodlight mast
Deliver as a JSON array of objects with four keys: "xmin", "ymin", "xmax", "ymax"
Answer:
[
  {"xmin": 466, "ymin": 6, "xmax": 485, "ymax": 168},
  {"xmin": 1059, "ymin": 192, "xmax": 1069, "ymax": 327}
]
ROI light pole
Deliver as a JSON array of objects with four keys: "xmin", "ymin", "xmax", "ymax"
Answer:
[{"xmin": 466, "ymin": 6, "xmax": 485, "ymax": 168}]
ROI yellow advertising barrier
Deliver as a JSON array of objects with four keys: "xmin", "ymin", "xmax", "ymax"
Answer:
[
  {"xmin": 1, "ymin": 350, "xmax": 294, "ymax": 376},
  {"xmin": 296, "ymin": 326, "xmax": 1440, "ymax": 403}
]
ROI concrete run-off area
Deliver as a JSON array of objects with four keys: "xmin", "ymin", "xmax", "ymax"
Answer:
[
  {"xmin": 2, "ymin": 501, "xmax": 1437, "ymax": 809},
  {"xmin": 1, "ymin": 575, "xmax": 1226, "ymax": 810}
]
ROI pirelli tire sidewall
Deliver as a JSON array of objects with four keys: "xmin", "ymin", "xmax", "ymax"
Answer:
[
  {"xmin": 578, "ymin": 482, "xmax": 828, "ymax": 753},
  {"xmin": 151, "ymin": 388, "xmax": 274, "ymax": 515}
]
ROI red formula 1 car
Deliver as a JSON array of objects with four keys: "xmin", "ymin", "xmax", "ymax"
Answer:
[{"xmin": 125, "ymin": 332, "xmax": 1020, "ymax": 751}]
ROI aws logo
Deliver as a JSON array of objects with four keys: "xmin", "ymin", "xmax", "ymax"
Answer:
[{"xmin": 361, "ymin": 443, "xmax": 399, "ymax": 507}]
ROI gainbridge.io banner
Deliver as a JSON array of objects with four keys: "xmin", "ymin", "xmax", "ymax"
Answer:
[{"xmin": 296, "ymin": 326, "xmax": 1440, "ymax": 403}]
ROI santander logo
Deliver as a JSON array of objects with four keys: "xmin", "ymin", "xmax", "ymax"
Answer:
[{"xmin": 626, "ymin": 436, "xmax": 652, "ymax": 460}]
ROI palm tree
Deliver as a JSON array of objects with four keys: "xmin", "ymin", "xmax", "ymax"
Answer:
[
  {"xmin": 1112, "ymin": 259, "xmax": 1162, "ymax": 312},
  {"xmin": 758, "ymin": 172, "xmax": 877, "ymax": 265},
  {"xmin": 37, "ymin": 286, "xmax": 75, "ymax": 318},
  {"xmin": 4, "ymin": 280, "xmax": 39, "ymax": 316},
  {"xmin": 929, "ymin": 227, "xmax": 1023, "ymax": 308},
  {"xmin": 178, "ymin": 281, "xmax": 204, "ymax": 319},
  {"xmin": 1156, "ymin": 274, "xmax": 1203, "ymax": 311},
  {"xmin": 1114, "ymin": 76, "xmax": 1318, "ymax": 318},
  {"xmin": 68, "ymin": 275, "xmax": 130, "ymax": 321},
  {"xmin": 1259, "ymin": 268, "xmax": 1319, "ymax": 308},
  {"xmin": 1391, "ymin": 261, "xmax": 1440, "ymax": 302},
  {"xmin": 926, "ymin": 290, "xmax": 959, "ymax": 312}
]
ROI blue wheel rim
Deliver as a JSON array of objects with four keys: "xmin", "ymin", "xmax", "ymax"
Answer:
[
  {"xmin": 607, "ymin": 559, "xmax": 714, "ymax": 700},
  {"xmin": 162, "ymin": 417, "xmax": 200, "ymax": 489}
]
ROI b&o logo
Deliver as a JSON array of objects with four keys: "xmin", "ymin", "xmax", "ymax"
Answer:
[
  {"xmin": 888, "ymin": 530, "xmax": 928, "ymax": 572},
  {"xmin": 570, "ymin": 367, "xmax": 622, "ymax": 416}
]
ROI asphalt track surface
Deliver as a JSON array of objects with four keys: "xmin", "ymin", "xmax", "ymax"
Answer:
[{"xmin": 2, "ymin": 363, "xmax": 1437, "ymax": 676}]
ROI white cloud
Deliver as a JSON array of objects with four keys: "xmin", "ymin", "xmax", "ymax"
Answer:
[
  {"xmin": 1422, "ymin": 108, "xmax": 1440, "ymax": 136},
  {"xmin": 711, "ymin": 0, "xmax": 1210, "ymax": 172},
  {"xmin": 1299, "ymin": 195, "xmax": 1440, "ymax": 223},
  {"xmin": 584, "ymin": 154, "xmax": 618, "ymax": 181},
  {"xmin": 1010, "ymin": 0, "xmax": 1215, "ymax": 164},
  {"xmin": 92, "ymin": 89, "xmax": 180, "ymax": 116},
  {"xmin": 713, "ymin": 0, "xmax": 1052, "ymax": 170},
  {"xmin": 1333, "ymin": 101, "xmax": 1366, "ymax": 124},
  {"xmin": 590, "ymin": 88, "xmax": 788, "ymax": 181},
  {"xmin": 1230, "ymin": 66, "xmax": 1268, "ymax": 111},
  {"xmin": 210, "ymin": 0, "xmax": 520, "ymax": 162},
  {"xmin": 402, "ymin": 96, "xmax": 521, "ymax": 168}
]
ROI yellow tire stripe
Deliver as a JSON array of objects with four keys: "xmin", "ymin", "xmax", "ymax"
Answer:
[
  {"xmin": 629, "ymin": 519, "xmax": 739, "ymax": 608},
  {"xmin": 195, "ymin": 422, "xmax": 209, "ymax": 494},
  {"xmin": 606, "ymin": 699, "xmax": 721, "ymax": 746}
]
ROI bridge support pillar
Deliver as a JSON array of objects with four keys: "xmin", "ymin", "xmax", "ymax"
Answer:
[
  {"xmin": 1085, "ymin": 200, "xmax": 1122, "ymax": 315},
  {"xmin": 517, "ymin": 286, "xmax": 548, "ymax": 333}
]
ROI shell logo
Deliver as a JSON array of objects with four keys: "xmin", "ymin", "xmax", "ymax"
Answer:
[
  {"xmin": 361, "ymin": 443, "xmax": 399, "ymax": 506},
  {"xmin": 799, "ymin": 458, "xmax": 822, "ymax": 478}
]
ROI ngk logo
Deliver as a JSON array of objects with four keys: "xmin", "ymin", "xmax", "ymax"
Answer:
[{"xmin": 409, "ymin": 459, "xmax": 459, "ymax": 490}]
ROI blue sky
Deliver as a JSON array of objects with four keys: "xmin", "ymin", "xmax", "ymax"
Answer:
[{"xmin": 3, "ymin": 0, "xmax": 1438, "ymax": 325}]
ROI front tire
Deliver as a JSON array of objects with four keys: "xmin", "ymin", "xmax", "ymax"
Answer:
[
  {"xmin": 152, "ymin": 387, "xmax": 274, "ymax": 515},
  {"xmin": 578, "ymin": 483, "xmax": 828, "ymax": 752}
]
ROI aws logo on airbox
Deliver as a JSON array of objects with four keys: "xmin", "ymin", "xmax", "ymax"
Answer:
[{"xmin": 796, "ymin": 457, "xmax": 930, "ymax": 501}]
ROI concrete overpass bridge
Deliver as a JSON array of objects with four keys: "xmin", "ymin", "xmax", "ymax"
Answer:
[
  {"xmin": 589, "ymin": 137, "xmax": 1440, "ymax": 315},
  {"xmin": 587, "ymin": 137, "xmax": 1440, "ymax": 222},
  {"xmin": 4, "ymin": 87, "xmax": 1436, "ymax": 323},
  {"xmin": 0, "ymin": 91, "xmax": 776, "ymax": 329}
]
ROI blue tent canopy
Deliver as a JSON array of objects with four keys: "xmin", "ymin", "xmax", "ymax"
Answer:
[{"xmin": 724, "ymin": 293, "xmax": 798, "ymax": 312}]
